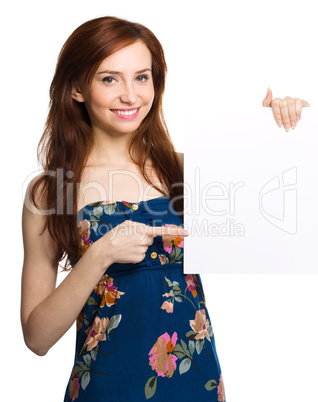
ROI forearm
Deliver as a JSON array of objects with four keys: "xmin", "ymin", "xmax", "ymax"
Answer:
[{"xmin": 23, "ymin": 245, "xmax": 111, "ymax": 356}]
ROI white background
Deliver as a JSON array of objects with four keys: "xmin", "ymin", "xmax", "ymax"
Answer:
[{"xmin": 1, "ymin": 0, "xmax": 317, "ymax": 401}]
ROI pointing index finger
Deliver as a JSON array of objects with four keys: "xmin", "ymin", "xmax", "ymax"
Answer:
[{"xmin": 149, "ymin": 226, "xmax": 190, "ymax": 236}]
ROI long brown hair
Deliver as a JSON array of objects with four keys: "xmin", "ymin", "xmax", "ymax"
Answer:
[{"xmin": 30, "ymin": 16, "xmax": 184, "ymax": 270}]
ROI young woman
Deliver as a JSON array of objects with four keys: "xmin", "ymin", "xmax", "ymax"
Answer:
[{"xmin": 20, "ymin": 16, "xmax": 309, "ymax": 401}]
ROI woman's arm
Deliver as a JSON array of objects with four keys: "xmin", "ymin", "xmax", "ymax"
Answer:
[{"xmin": 20, "ymin": 175, "xmax": 111, "ymax": 356}]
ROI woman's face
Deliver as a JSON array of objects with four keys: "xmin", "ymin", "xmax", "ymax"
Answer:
[{"xmin": 72, "ymin": 40, "xmax": 155, "ymax": 137}]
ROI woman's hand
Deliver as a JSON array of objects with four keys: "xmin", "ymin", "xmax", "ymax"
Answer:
[
  {"xmin": 90, "ymin": 220, "xmax": 189, "ymax": 270},
  {"xmin": 262, "ymin": 87, "xmax": 310, "ymax": 131}
]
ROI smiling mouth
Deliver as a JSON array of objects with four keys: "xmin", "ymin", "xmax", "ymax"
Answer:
[{"xmin": 111, "ymin": 107, "xmax": 140, "ymax": 116}]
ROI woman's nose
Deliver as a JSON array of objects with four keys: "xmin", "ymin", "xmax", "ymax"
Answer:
[{"xmin": 120, "ymin": 82, "xmax": 137, "ymax": 104}]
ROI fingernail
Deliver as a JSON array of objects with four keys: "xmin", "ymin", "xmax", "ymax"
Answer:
[
  {"xmin": 277, "ymin": 120, "xmax": 282, "ymax": 127},
  {"xmin": 296, "ymin": 115, "xmax": 300, "ymax": 122},
  {"xmin": 291, "ymin": 120, "xmax": 296, "ymax": 128},
  {"xmin": 181, "ymin": 230, "xmax": 189, "ymax": 235},
  {"xmin": 284, "ymin": 123, "xmax": 290, "ymax": 130}
]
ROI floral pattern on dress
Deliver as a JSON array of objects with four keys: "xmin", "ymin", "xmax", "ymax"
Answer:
[
  {"xmin": 184, "ymin": 274, "xmax": 199, "ymax": 298},
  {"xmin": 70, "ymin": 273, "xmax": 125, "ymax": 400},
  {"xmin": 69, "ymin": 368, "xmax": 80, "ymax": 401},
  {"xmin": 144, "ymin": 274, "xmax": 226, "ymax": 401},
  {"xmin": 217, "ymin": 374, "xmax": 226, "ymax": 402},
  {"xmin": 148, "ymin": 332, "xmax": 179, "ymax": 378},
  {"xmin": 77, "ymin": 219, "xmax": 93, "ymax": 257},
  {"xmin": 189, "ymin": 309, "xmax": 211, "ymax": 341},
  {"xmin": 84, "ymin": 316, "xmax": 109, "ymax": 352},
  {"xmin": 66, "ymin": 198, "xmax": 224, "ymax": 401},
  {"xmin": 94, "ymin": 274, "xmax": 125, "ymax": 308}
]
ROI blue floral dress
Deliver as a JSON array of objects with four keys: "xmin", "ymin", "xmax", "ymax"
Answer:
[{"xmin": 64, "ymin": 194, "xmax": 226, "ymax": 401}]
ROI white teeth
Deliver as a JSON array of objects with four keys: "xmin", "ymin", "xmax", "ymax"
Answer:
[{"xmin": 113, "ymin": 108, "xmax": 138, "ymax": 116}]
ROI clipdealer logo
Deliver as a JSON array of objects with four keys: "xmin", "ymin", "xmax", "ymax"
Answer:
[
  {"xmin": 186, "ymin": 166, "xmax": 298, "ymax": 236},
  {"xmin": 259, "ymin": 166, "xmax": 297, "ymax": 234},
  {"xmin": 22, "ymin": 166, "xmax": 298, "ymax": 236}
]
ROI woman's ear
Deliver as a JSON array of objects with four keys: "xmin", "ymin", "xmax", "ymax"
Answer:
[{"xmin": 71, "ymin": 84, "xmax": 85, "ymax": 103}]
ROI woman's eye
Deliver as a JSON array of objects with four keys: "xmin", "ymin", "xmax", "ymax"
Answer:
[
  {"xmin": 102, "ymin": 75, "xmax": 149, "ymax": 84},
  {"xmin": 136, "ymin": 74, "xmax": 149, "ymax": 82},
  {"xmin": 102, "ymin": 76, "xmax": 115, "ymax": 84}
]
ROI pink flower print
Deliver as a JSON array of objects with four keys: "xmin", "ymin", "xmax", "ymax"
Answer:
[
  {"xmin": 69, "ymin": 369, "xmax": 80, "ymax": 400},
  {"xmin": 84, "ymin": 316, "xmax": 109, "ymax": 351},
  {"xmin": 94, "ymin": 274, "xmax": 125, "ymax": 308},
  {"xmin": 217, "ymin": 374, "xmax": 226, "ymax": 402},
  {"xmin": 185, "ymin": 274, "xmax": 200, "ymax": 298},
  {"xmin": 148, "ymin": 332, "xmax": 178, "ymax": 378},
  {"xmin": 162, "ymin": 224, "xmax": 184, "ymax": 253},
  {"xmin": 77, "ymin": 219, "xmax": 93, "ymax": 257},
  {"xmin": 161, "ymin": 300, "xmax": 174, "ymax": 313},
  {"xmin": 189, "ymin": 309, "xmax": 211, "ymax": 341},
  {"xmin": 81, "ymin": 234, "xmax": 91, "ymax": 245}
]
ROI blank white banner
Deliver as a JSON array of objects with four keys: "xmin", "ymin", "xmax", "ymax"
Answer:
[{"xmin": 184, "ymin": 108, "xmax": 318, "ymax": 274}]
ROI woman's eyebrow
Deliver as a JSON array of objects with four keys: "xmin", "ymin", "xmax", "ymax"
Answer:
[{"xmin": 97, "ymin": 68, "xmax": 151, "ymax": 75}]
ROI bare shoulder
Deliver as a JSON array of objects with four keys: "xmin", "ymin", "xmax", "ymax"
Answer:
[
  {"xmin": 177, "ymin": 152, "xmax": 184, "ymax": 169},
  {"xmin": 24, "ymin": 172, "xmax": 47, "ymax": 213}
]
